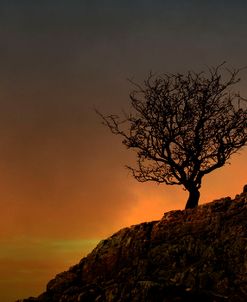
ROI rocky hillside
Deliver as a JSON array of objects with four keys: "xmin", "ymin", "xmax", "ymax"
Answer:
[{"xmin": 19, "ymin": 186, "xmax": 247, "ymax": 302}]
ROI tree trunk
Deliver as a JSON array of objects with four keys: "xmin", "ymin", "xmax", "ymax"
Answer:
[{"xmin": 185, "ymin": 187, "xmax": 200, "ymax": 209}]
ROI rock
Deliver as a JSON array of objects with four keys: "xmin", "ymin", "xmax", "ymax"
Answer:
[{"xmin": 20, "ymin": 189, "xmax": 247, "ymax": 302}]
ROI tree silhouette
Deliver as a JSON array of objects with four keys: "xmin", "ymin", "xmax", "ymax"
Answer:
[{"xmin": 98, "ymin": 64, "xmax": 247, "ymax": 209}]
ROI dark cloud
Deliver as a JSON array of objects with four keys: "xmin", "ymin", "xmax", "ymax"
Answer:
[{"xmin": 1, "ymin": 2, "xmax": 247, "ymax": 301}]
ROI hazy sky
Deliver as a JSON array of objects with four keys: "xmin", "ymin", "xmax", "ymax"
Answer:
[{"xmin": 1, "ymin": 1, "xmax": 247, "ymax": 301}]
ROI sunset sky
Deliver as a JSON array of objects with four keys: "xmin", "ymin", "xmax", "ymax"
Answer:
[{"xmin": 1, "ymin": 1, "xmax": 247, "ymax": 301}]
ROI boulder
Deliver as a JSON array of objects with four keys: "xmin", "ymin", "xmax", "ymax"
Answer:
[{"xmin": 20, "ymin": 188, "xmax": 247, "ymax": 301}]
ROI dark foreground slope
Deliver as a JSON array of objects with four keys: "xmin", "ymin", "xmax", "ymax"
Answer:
[{"xmin": 19, "ymin": 187, "xmax": 247, "ymax": 302}]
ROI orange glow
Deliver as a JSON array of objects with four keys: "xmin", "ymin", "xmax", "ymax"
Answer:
[
  {"xmin": 0, "ymin": 104, "xmax": 246, "ymax": 302},
  {"xmin": 1, "ymin": 2, "xmax": 247, "ymax": 301}
]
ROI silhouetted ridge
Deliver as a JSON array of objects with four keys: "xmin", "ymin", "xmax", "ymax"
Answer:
[{"xmin": 18, "ymin": 187, "xmax": 247, "ymax": 302}]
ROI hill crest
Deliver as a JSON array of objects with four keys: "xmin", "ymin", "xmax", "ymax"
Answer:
[{"xmin": 19, "ymin": 186, "xmax": 247, "ymax": 302}]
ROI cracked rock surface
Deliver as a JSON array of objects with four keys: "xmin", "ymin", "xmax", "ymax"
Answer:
[{"xmin": 18, "ymin": 188, "xmax": 247, "ymax": 302}]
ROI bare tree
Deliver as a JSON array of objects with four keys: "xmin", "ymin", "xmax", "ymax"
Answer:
[{"xmin": 98, "ymin": 64, "xmax": 247, "ymax": 209}]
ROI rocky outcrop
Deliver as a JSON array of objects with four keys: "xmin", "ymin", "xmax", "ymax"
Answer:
[{"xmin": 19, "ymin": 187, "xmax": 247, "ymax": 302}]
